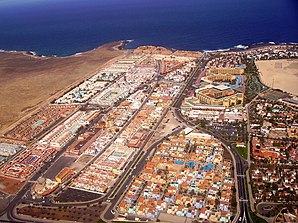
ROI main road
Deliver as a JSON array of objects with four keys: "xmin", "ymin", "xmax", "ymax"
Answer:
[
  {"xmin": 170, "ymin": 53, "xmax": 253, "ymax": 223},
  {"xmin": 102, "ymin": 54, "xmax": 208, "ymax": 221},
  {"xmin": 3, "ymin": 53, "xmax": 253, "ymax": 223}
]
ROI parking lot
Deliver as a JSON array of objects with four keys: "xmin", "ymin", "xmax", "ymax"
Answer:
[
  {"xmin": 43, "ymin": 155, "xmax": 76, "ymax": 180},
  {"xmin": 206, "ymin": 121, "xmax": 246, "ymax": 142}
]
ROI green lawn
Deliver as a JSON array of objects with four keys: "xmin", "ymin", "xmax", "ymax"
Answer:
[{"xmin": 234, "ymin": 145, "xmax": 248, "ymax": 160}]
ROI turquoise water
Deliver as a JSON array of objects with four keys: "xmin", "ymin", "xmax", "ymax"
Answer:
[
  {"xmin": 231, "ymin": 76, "xmax": 242, "ymax": 89},
  {"xmin": 70, "ymin": 126, "xmax": 79, "ymax": 133},
  {"xmin": 186, "ymin": 161, "xmax": 195, "ymax": 168},
  {"xmin": 200, "ymin": 164, "xmax": 214, "ymax": 171},
  {"xmin": 32, "ymin": 120, "xmax": 45, "ymax": 127},
  {"xmin": 175, "ymin": 160, "xmax": 184, "ymax": 165}
]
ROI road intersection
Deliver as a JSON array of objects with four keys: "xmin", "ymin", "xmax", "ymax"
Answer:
[{"xmin": 3, "ymin": 54, "xmax": 253, "ymax": 223}]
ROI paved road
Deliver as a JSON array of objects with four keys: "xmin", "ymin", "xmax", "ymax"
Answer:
[
  {"xmin": 102, "ymin": 55, "xmax": 208, "ymax": 221},
  {"xmin": 2, "ymin": 58, "xmax": 169, "ymax": 222},
  {"xmin": 3, "ymin": 53, "xmax": 253, "ymax": 223},
  {"xmin": 3, "ymin": 83, "xmax": 159, "ymax": 222},
  {"xmin": 173, "ymin": 107, "xmax": 253, "ymax": 223},
  {"xmin": 170, "ymin": 55, "xmax": 253, "ymax": 222},
  {"xmin": 102, "ymin": 127, "xmax": 184, "ymax": 221}
]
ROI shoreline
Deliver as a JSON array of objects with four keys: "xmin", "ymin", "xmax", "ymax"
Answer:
[
  {"xmin": 203, "ymin": 42, "xmax": 298, "ymax": 53},
  {"xmin": 0, "ymin": 41, "xmax": 128, "ymax": 134},
  {"xmin": 0, "ymin": 41, "xmax": 297, "ymax": 58},
  {"xmin": 0, "ymin": 40, "xmax": 297, "ymax": 134},
  {"xmin": 0, "ymin": 40, "xmax": 129, "ymax": 59}
]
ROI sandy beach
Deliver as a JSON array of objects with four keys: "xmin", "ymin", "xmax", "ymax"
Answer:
[
  {"xmin": 256, "ymin": 59, "xmax": 298, "ymax": 96},
  {"xmin": 0, "ymin": 42, "xmax": 127, "ymax": 134}
]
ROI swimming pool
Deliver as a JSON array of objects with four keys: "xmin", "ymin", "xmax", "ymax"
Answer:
[
  {"xmin": 28, "ymin": 156, "xmax": 38, "ymax": 163},
  {"xmin": 70, "ymin": 125, "xmax": 79, "ymax": 133},
  {"xmin": 32, "ymin": 120, "xmax": 45, "ymax": 127},
  {"xmin": 175, "ymin": 160, "xmax": 184, "ymax": 165},
  {"xmin": 230, "ymin": 76, "xmax": 242, "ymax": 89},
  {"xmin": 186, "ymin": 161, "xmax": 195, "ymax": 168},
  {"xmin": 200, "ymin": 164, "xmax": 214, "ymax": 171}
]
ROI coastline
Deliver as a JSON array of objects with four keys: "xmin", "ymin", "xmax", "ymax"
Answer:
[
  {"xmin": 0, "ymin": 40, "xmax": 128, "ymax": 59},
  {"xmin": 0, "ymin": 40, "xmax": 297, "ymax": 134},
  {"xmin": 0, "ymin": 41, "xmax": 128, "ymax": 134},
  {"xmin": 1, "ymin": 41, "xmax": 297, "ymax": 58},
  {"xmin": 203, "ymin": 42, "xmax": 298, "ymax": 53}
]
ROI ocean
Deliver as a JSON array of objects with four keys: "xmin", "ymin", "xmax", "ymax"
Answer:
[{"xmin": 0, "ymin": 0, "xmax": 297, "ymax": 56}]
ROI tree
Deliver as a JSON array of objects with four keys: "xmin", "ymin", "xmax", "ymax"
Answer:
[
  {"xmin": 190, "ymin": 189, "xmax": 195, "ymax": 197},
  {"xmin": 215, "ymin": 199, "xmax": 220, "ymax": 207}
]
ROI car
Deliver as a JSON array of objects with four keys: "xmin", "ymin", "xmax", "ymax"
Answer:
[
  {"xmin": 111, "ymin": 210, "xmax": 115, "ymax": 215},
  {"xmin": 106, "ymin": 199, "xmax": 110, "ymax": 202}
]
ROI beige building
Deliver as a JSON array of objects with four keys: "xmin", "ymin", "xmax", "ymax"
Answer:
[
  {"xmin": 195, "ymin": 85, "xmax": 243, "ymax": 107},
  {"xmin": 204, "ymin": 73, "xmax": 236, "ymax": 83},
  {"xmin": 208, "ymin": 67, "xmax": 244, "ymax": 75}
]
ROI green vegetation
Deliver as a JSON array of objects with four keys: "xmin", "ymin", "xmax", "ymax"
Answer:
[
  {"xmin": 244, "ymin": 58, "xmax": 268, "ymax": 104},
  {"xmin": 250, "ymin": 211, "xmax": 267, "ymax": 223},
  {"xmin": 233, "ymin": 144, "xmax": 248, "ymax": 159}
]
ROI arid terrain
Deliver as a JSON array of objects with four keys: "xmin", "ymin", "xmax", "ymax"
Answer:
[
  {"xmin": 0, "ymin": 42, "xmax": 127, "ymax": 133},
  {"xmin": 256, "ymin": 59, "xmax": 298, "ymax": 96},
  {"xmin": 0, "ymin": 175, "xmax": 25, "ymax": 195}
]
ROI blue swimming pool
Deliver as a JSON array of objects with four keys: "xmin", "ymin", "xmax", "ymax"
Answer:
[
  {"xmin": 186, "ymin": 161, "xmax": 195, "ymax": 168},
  {"xmin": 175, "ymin": 160, "xmax": 184, "ymax": 165},
  {"xmin": 200, "ymin": 164, "xmax": 214, "ymax": 171},
  {"xmin": 230, "ymin": 76, "xmax": 242, "ymax": 89},
  {"xmin": 28, "ymin": 156, "xmax": 38, "ymax": 163},
  {"xmin": 70, "ymin": 126, "xmax": 79, "ymax": 133},
  {"xmin": 32, "ymin": 120, "xmax": 45, "ymax": 127}
]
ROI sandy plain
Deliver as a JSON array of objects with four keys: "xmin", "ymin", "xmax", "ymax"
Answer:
[
  {"xmin": 256, "ymin": 59, "xmax": 298, "ymax": 96},
  {"xmin": 0, "ymin": 42, "xmax": 127, "ymax": 133}
]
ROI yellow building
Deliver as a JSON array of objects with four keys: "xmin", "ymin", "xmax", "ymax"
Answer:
[
  {"xmin": 208, "ymin": 68, "xmax": 244, "ymax": 75},
  {"xmin": 204, "ymin": 74, "xmax": 236, "ymax": 83},
  {"xmin": 195, "ymin": 85, "xmax": 243, "ymax": 107},
  {"xmin": 55, "ymin": 167, "xmax": 74, "ymax": 184}
]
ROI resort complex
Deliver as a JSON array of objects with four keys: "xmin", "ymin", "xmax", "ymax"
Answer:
[{"xmin": 0, "ymin": 44, "xmax": 297, "ymax": 223}]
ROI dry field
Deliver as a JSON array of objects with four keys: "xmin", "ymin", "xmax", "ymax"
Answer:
[
  {"xmin": 17, "ymin": 203, "xmax": 106, "ymax": 223},
  {"xmin": 256, "ymin": 59, "xmax": 298, "ymax": 96},
  {"xmin": 0, "ymin": 175, "xmax": 25, "ymax": 195},
  {"xmin": 0, "ymin": 42, "xmax": 127, "ymax": 133}
]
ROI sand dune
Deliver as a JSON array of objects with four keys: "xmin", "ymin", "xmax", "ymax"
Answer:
[{"xmin": 256, "ymin": 59, "xmax": 298, "ymax": 96}]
